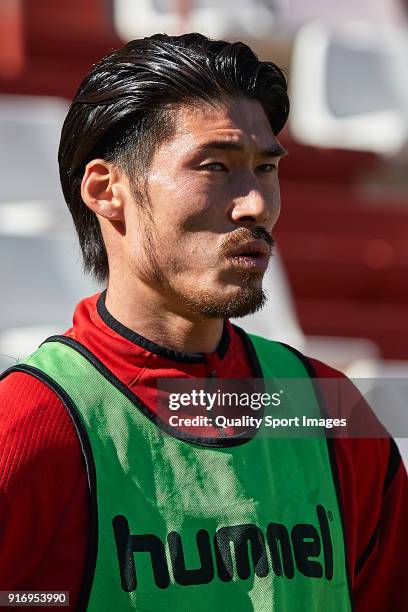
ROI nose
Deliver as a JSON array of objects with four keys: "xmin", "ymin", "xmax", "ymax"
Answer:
[{"xmin": 229, "ymin": 184, "xmax": 280, "ymax": 229}]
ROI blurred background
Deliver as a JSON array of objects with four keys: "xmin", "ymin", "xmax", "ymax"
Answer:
[{"xmin": 1, "ymin": 3, "xmax": 408, "ymax": 406}]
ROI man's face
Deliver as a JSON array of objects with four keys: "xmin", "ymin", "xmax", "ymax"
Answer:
[{"xmin": 124, "ymin": 97, "xmax": 285, "ymax": 320}]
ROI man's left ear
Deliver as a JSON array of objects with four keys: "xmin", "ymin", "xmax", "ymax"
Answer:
[{"xmin": 80, "ymin": 159, "xmax": 127, "ymax": 222}]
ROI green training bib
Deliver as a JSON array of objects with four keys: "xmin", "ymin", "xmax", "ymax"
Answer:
[{"xmin": 7, "ymin": 332, "xmax": 352, "ymax": 611}]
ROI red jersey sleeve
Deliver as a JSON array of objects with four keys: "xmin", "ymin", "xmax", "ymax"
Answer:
[
  {"xmin": 0, "ymin": 371, "xmax": 89, "ymax": 609},
  {"xmin": 309, "ymin": 357, "xmax": 408, "ymax": 611}
]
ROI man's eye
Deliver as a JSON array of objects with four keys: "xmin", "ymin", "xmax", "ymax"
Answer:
[
  {"xmin": 257, "ymin": 163, "xmax": 277, "ymax": 173},
  {"xmin": 202, "ymin": 162, "xmax": 226, "ymax": 171}
]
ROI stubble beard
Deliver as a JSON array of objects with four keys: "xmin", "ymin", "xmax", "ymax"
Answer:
[
  {"xmin": 139, "ymin": 219, "xmax": 269, "ymax": 320},
  {"xmin": 178, "ymin": 278, "xmax": 267, "ymax": 319}
]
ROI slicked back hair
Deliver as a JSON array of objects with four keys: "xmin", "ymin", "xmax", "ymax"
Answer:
[{"xmin": 58, "ymin": 33, "xmax": 289, "ymax": 282}]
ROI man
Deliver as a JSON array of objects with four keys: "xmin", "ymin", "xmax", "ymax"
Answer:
[{"xmin": 0, "ymin": 33, "xmax": 407, "ymax": 610}]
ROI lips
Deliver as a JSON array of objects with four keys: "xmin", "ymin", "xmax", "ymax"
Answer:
[
  {"xmin": 227, "ymin": 240, "xmax": 271, "ymax": 259},
  {"xmin": 226, "ymin": 240, "xmax": 271, "ymax": 272}
]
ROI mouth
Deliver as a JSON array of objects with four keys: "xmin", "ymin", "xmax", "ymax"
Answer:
[{"xmin": 226, "ymin": 240, "xmax": 271, "ymax": 273}]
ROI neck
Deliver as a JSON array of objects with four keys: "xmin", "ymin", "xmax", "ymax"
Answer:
[{"xmin": 104, "ymin": 281, "xmax": 224, "ymax": 355}]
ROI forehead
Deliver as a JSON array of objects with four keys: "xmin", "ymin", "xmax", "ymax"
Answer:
[{"xmin": 168, "ymin": 98, "xmax": 276, "ymax": 151}]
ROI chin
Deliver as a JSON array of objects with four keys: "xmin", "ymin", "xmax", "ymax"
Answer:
[{"xmin": 187, "ymin": 286, "xmax": 267, "ymax": 319}]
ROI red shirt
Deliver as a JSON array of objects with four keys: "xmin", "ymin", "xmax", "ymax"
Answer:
[{"xmin": 0, "ymin": 292, "xmax": 407, "ymax": 610}]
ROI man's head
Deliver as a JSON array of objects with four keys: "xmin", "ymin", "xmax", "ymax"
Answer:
[{"xmin": 58, "ymin": 33, "xmax": 289, "ymax": 320}]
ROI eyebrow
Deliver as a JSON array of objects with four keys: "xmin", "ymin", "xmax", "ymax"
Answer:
[{"xmin": 196, "ymin": 140, "xmax": 288, "ymax": 158}]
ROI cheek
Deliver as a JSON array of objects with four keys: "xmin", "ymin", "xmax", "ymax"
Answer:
[
  {"xmin": 149, "ymin": 171, "xmax": 223, "ymax": 223},
  {"xmin": 268, "ymin": 179, "xmax": 281, "ymax": 226},
  {"xmin": 144, "ymin": 173, "xmax": 230, "ymax": 263},
  {"xmin": 150, "ymin": 217, "xmax": 219, "ymax": 276},
  {"xmin": 155, "ymin": 198, "xmax": 222, "ymax": 239}
]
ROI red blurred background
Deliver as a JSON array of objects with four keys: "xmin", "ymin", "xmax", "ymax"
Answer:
[{"xmin": 1, "ymin": 0, "xmax": 407, "ymax": 361}]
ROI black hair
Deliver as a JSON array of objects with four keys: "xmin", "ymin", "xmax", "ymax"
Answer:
[{"xmin": 58, "ymin": 32, "xmax": 289, "ymax": 282}]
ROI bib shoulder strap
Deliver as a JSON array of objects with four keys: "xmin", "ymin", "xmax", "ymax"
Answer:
[{"xmin": 232, "ymin": 324, "xmax": 316, "ymax": 379}]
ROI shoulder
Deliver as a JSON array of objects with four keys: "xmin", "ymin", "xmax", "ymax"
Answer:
[
  {"xmin": 299, "ymin": 355, "xmax": 402, "ymax": 496},
  {"xmin": 296, "ymin": 356, "xmax": 407, "ymax": 589},
  {"xmin": 241, "ymin": 338, "xmax": 406, "ymax": 551},
  {"xmin": 0, "ymin": 369, "xmax": 85, "ymax": 487},
  {"xmin": 0, "ymin": 369, "xmax": 78, "ymax": 440},
  {"xmin": 0, "ymin": 370, "xmax": 89, "ymax": 594}
]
